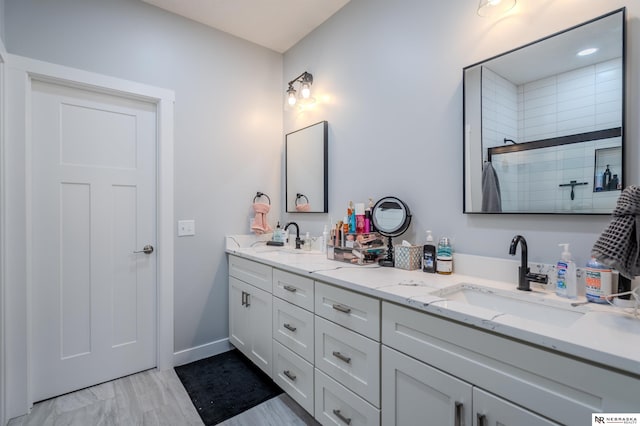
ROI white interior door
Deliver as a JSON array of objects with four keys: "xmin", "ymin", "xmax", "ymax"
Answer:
[{"xmin": 30, "ymin": 79, "xmax": 157, "ymax": 402}]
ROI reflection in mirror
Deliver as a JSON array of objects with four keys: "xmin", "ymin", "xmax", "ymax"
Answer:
[
  {"xmin": 286, "ymin": 121, "xmax": 328, "ymax": 213},
  {"xmin": 463, "ymin": 9, "xmax": 625, "ymax": 214},
  {"xmin": 372, "ymin": 197, "xmax": 412, "ymax": 267}
]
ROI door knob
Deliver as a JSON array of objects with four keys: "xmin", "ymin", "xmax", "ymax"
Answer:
[{"xmin": 133, "ymin": 244, "xmax": 154, "ymax": 254}]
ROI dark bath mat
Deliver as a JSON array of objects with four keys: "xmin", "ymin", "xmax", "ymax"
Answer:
[{"xmin": 175, "ymin": 349, "xmax": 283, "ymax": 425}]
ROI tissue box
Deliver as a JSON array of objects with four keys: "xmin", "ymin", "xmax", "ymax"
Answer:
[{"xmin": 395, "ymin": 245, "xmax": 423, "ymax": 270}]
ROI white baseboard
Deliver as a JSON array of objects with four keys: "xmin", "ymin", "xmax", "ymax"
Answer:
[{"xmin": 173, "ymin": 338, "xmax": 232, "ymax": 367}]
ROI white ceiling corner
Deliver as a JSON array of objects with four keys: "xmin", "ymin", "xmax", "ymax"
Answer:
[{"xmin": 140, "ymin": 0, "xmax": 351, "ymax": 53}]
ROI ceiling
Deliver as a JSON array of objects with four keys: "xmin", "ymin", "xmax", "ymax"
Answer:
[{"xmin": 140, "ymin": 0, "xmax": 351, "ymax": 53}]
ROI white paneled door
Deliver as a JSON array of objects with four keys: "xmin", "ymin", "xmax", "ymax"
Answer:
[{"xmin": 30, "ymin": 80, "xmax": 157, "ymax": 402}]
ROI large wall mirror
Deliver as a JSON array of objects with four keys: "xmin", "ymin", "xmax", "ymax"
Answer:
[
  {"xmin": 463, "ymin": 8, "xmax": 625, "ymax": 214},
  {"xmin": 286, "ymin": 121, "xmax": 328, "ymax": 213}
]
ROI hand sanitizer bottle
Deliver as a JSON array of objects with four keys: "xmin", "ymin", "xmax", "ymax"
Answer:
[{"xmin": 556, "ymin": 243, "xmax": 577, "ymax": 299}]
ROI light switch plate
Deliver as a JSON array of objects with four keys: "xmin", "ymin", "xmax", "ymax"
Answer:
[{"xmin": 178, "ymin": 220, "xmax": 195, "ymax": 237}]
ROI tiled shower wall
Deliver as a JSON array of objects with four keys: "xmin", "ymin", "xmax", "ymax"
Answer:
[{"xmin": 482, "ymin": 58, "xmax": 623, "ymax": 213}]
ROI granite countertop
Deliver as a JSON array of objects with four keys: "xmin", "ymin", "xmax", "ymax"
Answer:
[{"xmin": 225, "ymin": 236, "xmax": 640, "ymax": 376}]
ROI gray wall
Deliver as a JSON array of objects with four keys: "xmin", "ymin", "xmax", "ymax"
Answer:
[
  {"xmin": 5, "ymin": 0, "xmax": 283, "ymax": 354},
  {"xmin": 283, "ymin": 0, "xmax": 640, "ymax": 268},
  {"xmin": 4, "ymin": 0, "xmax": 640, "ymax": 362}
]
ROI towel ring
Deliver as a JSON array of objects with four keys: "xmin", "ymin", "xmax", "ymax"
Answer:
[
  {"xmin": 253, "ymin": 192, "xmax": 271, "ymax": 205},
  {"xmin": 295, "ymin": 193, "xmax": 309, "ymax": 205}
]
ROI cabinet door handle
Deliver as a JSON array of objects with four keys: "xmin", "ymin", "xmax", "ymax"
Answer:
[
  {"xmin": 477, "ymin": 413, "xmax": 487, "ymax": 426},
  {"xmin": 332, "ymin": 303, "xmax": 352, "ymax": 314},
  {"xmin": 283, "ymin": 370, "xmax": 297, "ymax": 381},
  {"xmin": 241, "ymin": 291, "xmax": 246, "ymax": 306},
  {"xmin": 454, "ymin": 401, "xmax": 462, "ymax": 426},
  {"xmin": 283, "ymin": 285, "xmax": 297, "ymax": 293},
  {"xmin": 332, "ymin": 409, "xmax": 352, "ymax": 425},
  {"xmin": 245, "ymin": 292, "xmax": 250, "ymax": 307},
  {"xmin": 283, "ymin": 323, "xmax": 297, "ymax": 332},
  {"xmin": 332, "ymin": 351, "xmax": 351, "ymax": 364}
]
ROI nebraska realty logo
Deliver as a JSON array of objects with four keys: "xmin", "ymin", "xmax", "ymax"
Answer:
[{"xmin": 593, "ymin": 414, "xmax": 640, "ymax": 425}]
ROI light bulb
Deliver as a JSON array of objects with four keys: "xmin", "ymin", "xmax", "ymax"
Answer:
[
  {"xmin": 287, "ymin": 87, "xmax": 297, "ymax": 106},
  {"xmin": 300, "ymin": 83, "xmax": 311, "ymax": 99}
]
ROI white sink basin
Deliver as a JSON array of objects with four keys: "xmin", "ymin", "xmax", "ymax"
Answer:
[{"xmin": 430, "ymin": 284, "xmax": 587, "ymax": 328}]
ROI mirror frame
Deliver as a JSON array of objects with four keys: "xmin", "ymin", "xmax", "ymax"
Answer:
[
  {"xmin": 285, "ymin": 121, "xmax": 329, "ymax": 213},
  {"xmin": 372, "ymin": 196, "xmax": 412, "ymax": 237},
  {"xmin": 463, "ymin": 8, "xmax": 626, "ymax": 215}
]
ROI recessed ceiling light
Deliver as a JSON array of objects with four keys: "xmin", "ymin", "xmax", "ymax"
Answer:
[{"xmin": 577, "ymin": 48, "xmax": 598, "ymax": 56}]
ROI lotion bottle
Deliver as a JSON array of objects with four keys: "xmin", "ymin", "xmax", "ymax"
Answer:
[{"xmin": 556, "ymin": 243, "xmax": 577, "ymax": 299}]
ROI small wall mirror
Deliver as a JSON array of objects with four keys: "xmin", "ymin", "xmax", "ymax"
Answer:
[
  {"xmin": 463, "ymin": 8, "xmax": 625, "ymax": 214},
  {"xmin": 372, "ymin": 196, "xmax": 412, "ymax": 267},
  {"xmin": 286, "ymin": 121, "xmax": 328, "ymax": 213}
]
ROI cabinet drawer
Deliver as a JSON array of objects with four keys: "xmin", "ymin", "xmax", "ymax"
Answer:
[
  {"xmin": 273, "ymin": 269, "xmax": 314, "ymax": 311},
  {"xmin": 229, "ymin": 255, "xmax": 272, "ymax": 293},
  {"xmin": 315, "ymin": 281, "xmax": 380, "ymax": 341},
  {"xmin": 273, "ymin": 341, "xmax": 314, "ymax": 416},
  {"xmin": 273, "ymin": 297, "xmax": 314, "ymax": 363},
  {"xmin": 473, "ymin": 388, "xmax": 560, "ymax": 426},
  {"xmin": 315, "ymin": 316, "xmax": 380, "ymax": 407},
  {"xmin": 315, "ymin": 368, "xmax": 380, "ymax": 426}
]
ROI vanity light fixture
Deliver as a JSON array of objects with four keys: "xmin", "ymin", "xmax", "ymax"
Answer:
[
  {"xmin": 477, "ymin": 0, "xmax": 516, "ymax": 17},
  {"xmin": 286, "ymin": 71, "xmax": 315, "ymax": 107}
]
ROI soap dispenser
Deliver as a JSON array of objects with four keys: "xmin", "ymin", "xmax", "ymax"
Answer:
[{"xmin": 556, "ymin": 243, "xmax": 577, "ymax": 299}]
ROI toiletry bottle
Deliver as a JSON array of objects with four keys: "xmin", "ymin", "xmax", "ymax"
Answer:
[
  {"xmin": 595, "ymin": 172, "xmax": 603, "ymax": 192},
  {"xmin": 355, "ymin": 203, "xmax": 365, "ymax": 234},
  {"xmin": 423, "ymin": 230, "xmax": 436, "ymax": 273},
  {"xmin": 348, "ymin": 201, "xmax": 356, "ymax": 233},
  {"xmin": 304, "ymin": 232, "xmax": 312, "ymax": 251},
  {"xmin": 610, "ymin": 174, "xmax": 619, "ymax": 191},
  {"xmin": 556, "ymin": 243, "xmax": 577, "ymax": 299},
  {"xmin": 603, "ymin": 165, "xmax": 612, "ymax": 190},
  {"xmin": 367, "ymin": 198, "xmax": 376, "ymax": 232},
  {"xmin": 322, "ymin": 225, "xmax": 329, "ymax": 253},
  {"xmin": 273, "ymin": 222, "xmax": 283, "ymax": 243},
  {"xmin": 585, "ymin": 257, "xmax": 612, "ymax": 304},
  {"xmin": 436, "ymin": 237, "xmax": 453, "ymax": 275}
]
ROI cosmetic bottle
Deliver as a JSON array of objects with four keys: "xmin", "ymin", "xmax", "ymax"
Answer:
[
  {"xmin": 273, "ymin": 222, "xmax": 284, "ymax": 243},
  {"xmin": 322, "ymin": 225, "xmax": 329, "ymax": 254},
  {"xmin": 367, "ymin": 198, "xmax": 375, "ymax": 232},
  {"xmin": 436, "ymin": 237, "xmax": 453, "ymax": 275},
  {"xmin": 423, "ymin": 230, "xmax": 436, "ymax": 273},
  {"xmin": 348, "ymin": 201, "xmax": 356, "ymax": 233},
  {"xmin": 355, "ymin": 203, "xmax": 365, "ymax": 234}
]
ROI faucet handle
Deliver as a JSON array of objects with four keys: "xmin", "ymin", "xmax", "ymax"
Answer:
[{"xmin": 526, "ymin": 272, "xmax": 549, "ymax": 285}]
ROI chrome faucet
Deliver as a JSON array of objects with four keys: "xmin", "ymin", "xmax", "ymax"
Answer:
[
  {"xmin": 284, "ymin": 222, "xmax": 302, "ymax": 249},
  {"xmin": 508, "ymin": 235, "xmax": 548, "ymax": 291}
]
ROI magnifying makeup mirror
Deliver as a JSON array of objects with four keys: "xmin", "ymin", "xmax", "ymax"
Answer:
[{"xmin": 371, "ymin": 196, "xmax": 412, "ymax": 267}]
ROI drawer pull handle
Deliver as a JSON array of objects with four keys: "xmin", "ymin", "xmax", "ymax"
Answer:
[
  {"xmin": 283, "ymin": 323, "xmax": 297, "ymax": 332},
  {"xmin": 241, "ymin": 291, "xmax": 246, "ymax": 306},
  {"xmin": 332, "ymin": 409, "xmax": 352, "ymax": 425},
  {"xmin": 332, "ymin": 303, "xmax": 352, "ymax": 314},
  {"xmin": 332, "ymin": 351, "xmax": 351, "ymax": 364},
  {"xmin": 284, "ymin": 285, "xmax": 297, "ymax": 293},
  {"xmin": 245, "ymin": 293, "xmax": 250, "ymax": 307},
  {"xmin": 283, "ymin": 370, "xmax": 297, "ymax": 381},
  {"xmin": 477, "ymin": 413, "xmax": 486, "ymax": 426},
  {"xmin": 454, "ymin": 401, "xmax": 462, "ymax": 426}
]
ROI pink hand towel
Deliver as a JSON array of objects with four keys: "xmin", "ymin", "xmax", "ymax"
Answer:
[
  {"xmin": 251, "ymin": 202, "xmax": 273, "ymax": 234},
  {"xmin": 296, "ymin": 203, "xmax": 311, "ymax": 212}
]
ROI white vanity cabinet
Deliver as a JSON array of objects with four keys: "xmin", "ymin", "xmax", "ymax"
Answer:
[
  {"xmin": 228, "ymin": 256, "xmax": 273, "ymax": 378},
  {"xmin": 381, "ymin": 301, "xmax": 640, "ymax": 426}
]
